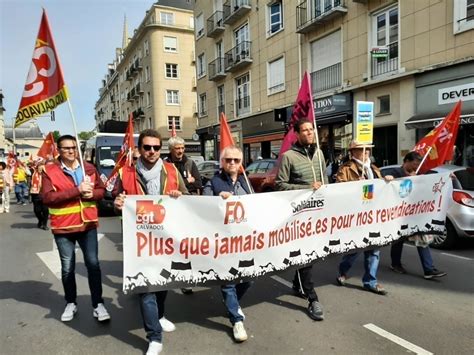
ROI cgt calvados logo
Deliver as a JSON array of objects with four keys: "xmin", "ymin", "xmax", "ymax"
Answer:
[{"xmin": 136, "ymin": 199, "xmax": 166, "ymax": 230}]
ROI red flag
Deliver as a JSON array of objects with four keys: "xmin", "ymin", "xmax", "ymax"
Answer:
[
  {"xmin": 171, "ymin": 117, "xmax": 177, "ymax": 137},
  {"xmin": 15, "ymin": 9, "xmax": 69, "ymax": 128},
  {"xmin": 37, "ymin": 132, "xmax": 58, "ymax": 160},
  {"xmin": 219, "ymin": 112, "xmax": 235, "ymax": 152},
  {"xmin": 120, "ymin": 157, "xmax": 141, "ymax": 195},
  {"xmin": 105, "ymin": 113, "xmax": 135, "ymax": 185},
  {"xmin": 413, "ymin": 101, "xmax": 462, "ymax": 174},
  {"xmin": 277, "ymin": 71, "xmax": 315, "ymax": 160}
]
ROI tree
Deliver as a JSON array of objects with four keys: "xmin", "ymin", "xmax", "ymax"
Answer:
[
  {"xmin": 78, "ymin": 131, "xmax": 95, "ymax": 141},
  {"xmin": 52, "ymin": 130, "xmax": 60, "ymax": 142}
]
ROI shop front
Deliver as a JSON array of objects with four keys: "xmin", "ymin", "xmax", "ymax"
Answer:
[
  {"xmin": 314, "ymin": 92, "xmax": 353, "ymax": 162},
  {"xmin": 405, "ymin": 61, "xmax": 474, "ymax": 167}
]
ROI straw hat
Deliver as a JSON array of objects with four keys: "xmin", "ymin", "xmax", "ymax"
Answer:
[{"xmin": 348, "ymin": 139, "xmax": 374, "ymax": 150}]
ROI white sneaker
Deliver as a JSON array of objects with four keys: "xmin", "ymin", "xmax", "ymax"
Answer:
[
  {"xmin": 61, "ymin": 303, "xmax": 77, "ymax": 322},
  {"xmin": 93, "ymin": 303, "xmax": 111, "ymax": 321},
  {"xmin": 233, "ymin": 321, "xmax": 248, "ymax": 342},
  {"xmin": 237, "ymin": 306, "xmax": 245, "ymax": 320},
  {"xmin": 159, "ymin": 317, "xmax": 176, "ymax": 332},
  {"xmin": 146, "ymin": 341, "xmax": 163, "ymax": 355}
]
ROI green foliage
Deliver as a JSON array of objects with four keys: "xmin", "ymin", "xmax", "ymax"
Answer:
[{"xmin": 78, "ymin": 131, "xmax": 95, "ymax": 140}]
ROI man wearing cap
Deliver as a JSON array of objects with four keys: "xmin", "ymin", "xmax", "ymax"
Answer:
[
  {"xmin": 276, "ymin": 118, "xmax": 327, "ymax": 321},
  {"xmin": 335, "ymin": 140, "xmax": 393, "ymax": 295}
]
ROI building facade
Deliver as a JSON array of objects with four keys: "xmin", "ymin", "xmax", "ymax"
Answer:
[
  {"xmin": 194, "ymin": 0, "xmax": 474, "ymax": 167},
  {"xmin": 95, "ymin": 0, "xmax": 199, "ymax": 155}
]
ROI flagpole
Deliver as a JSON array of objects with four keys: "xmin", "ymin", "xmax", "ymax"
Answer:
[
  {"xmin": 66, "ymin": 100, "xmax": 86, "ymax": 176},
  {"xmin": 415, "ymin": 146, "xmax": 433, "ymax": 175},
  {"xmin": 11, "ymin": 117, "xmax": 16, "ymax": 155}
]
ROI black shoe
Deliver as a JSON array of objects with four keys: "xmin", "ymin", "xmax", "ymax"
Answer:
[
  {"xmin": 424, "ymin": 268, "xmax": 447, "ymax": 279},
  {"xmin": 336, "ymin": 275, "xmax": 347, "ymax": 286},
  {"xmin": 37, "ymin": 221, "xmax": 42, "ymax": 228},
  {"xmin": 292, "ymin": 285, "xmax": 306, "ymax": 299},
  {"xmin": 41, "ymin": 225, "xmax": 49, "ymax": 231},
  {"xmin": 307, "ymin": 301, "xmax": 324, "ymax": 321},
  {"xmin": 390, "ymin": 265, "xmax": 407, "ymax": 274},
  {"xmin": 364, "ymin": 284, "xmax": 388, "ymax": 295},
  {"xmin": 181, "ymin": 288, "xmax": 193, "ymax": 295}
]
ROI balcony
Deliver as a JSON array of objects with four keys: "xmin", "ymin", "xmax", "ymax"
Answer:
[
  {"xmin": 127, "ymin": 92, "xmax": 133, "ymax": 102},
  {"xmin": 208, "ymin": 57, "xmax": 227, "ymax": 81},
  {"xmin": 310, "ymin": 62, "xmax": 342, "ymax": 94},
  {"xmin": 136, "ymin": 83, "xmax": 144, "ymax": 94},
  {"xmin": 131, "ymin": 88, "xmax": 139, "ymax": 99},
  {"xmin": 223, "ymin": 0, "xmax": 251, "ymax": 25},
  {"xmin": 207, "ymin": 11, "xmax": 225, "ymax": 38},
  {"xmin": 134, "ymin": 58, "xmax": 142, "ymax": 71},
  {"xmin": 296, "ymin": 0, "xmax": 347, "ymax": 34},
  {"xmin": 371, "ymin": 42, "xmax": 399, "ymax": 78},
  {"xmin": 126, "ymin": 69, "xmax": 133, "ymax": 81},
  {"xmin": 235, "ymin": 95, "xmax": 250, "ymax": 116},
  {"xmin": 224, "ymin": 41, "xmax": 252, "ymax": 72}
]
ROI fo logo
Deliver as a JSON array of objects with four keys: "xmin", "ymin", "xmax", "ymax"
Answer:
[
  {"xmin": 136, "ymin": 200, "xmax": 165, "ymax": 224},
  {"xmin": 224, "ymin": 201, "xmax": 246, "ymax": 224},
  {"xmin": 399, "ymin": 179, "xmax": 413, "ymax": 198},
  {"xmin": 362, "ymin": 184, "xmax": 374, "ymax": 201}
]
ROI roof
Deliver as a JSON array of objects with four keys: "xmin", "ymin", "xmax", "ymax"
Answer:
[{"xmin": 4, "ymin": 122, "xmax": 44, "ymax": 139}]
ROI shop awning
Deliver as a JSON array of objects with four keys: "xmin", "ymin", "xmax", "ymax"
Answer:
[
  {"xmin": 315, "ymin": 113, "xmax": 352, "ymax": 126},
  {"xmin": 405, "ymin": 113, "xmax": 474, "ymax": 129}
]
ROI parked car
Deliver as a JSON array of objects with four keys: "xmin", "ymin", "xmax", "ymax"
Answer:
[
  {"xmin": 197, "ymin": 160, "xmax": 219, "ymax": 185},
  {"xmin": 381, "ymin": 164, "xmax": 474, "ymax": 249},
  {"xmin": 246, "ymin": 159, "xmax": 278, "ymax": 193}
]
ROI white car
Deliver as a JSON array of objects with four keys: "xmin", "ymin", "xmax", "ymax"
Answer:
[{"xmin": 381, "ymin": 164, "xmax": 474, "ymax": 249}]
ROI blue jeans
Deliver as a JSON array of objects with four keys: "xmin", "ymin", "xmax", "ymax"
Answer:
[
  {"xmin": 54, "ymin": 229, "xmax": 104, "ymax": 307},
  {"xmin": 14, "ymin": 182, "xmax": 28, "ymax": 203},
  {"xmin": 221, "ymin": 281, "xmax": 252, "ymax": 324},
  {"xmin": 391, "ymin": 240, "xmax": 434, "ymax": 273},
  {"xmin": 339, "ymin": 249, "xmax": 380, "ymax": 288},
  {"xmin": 139, "ymin": 291, "xmax": 168, "ymax": 342}
]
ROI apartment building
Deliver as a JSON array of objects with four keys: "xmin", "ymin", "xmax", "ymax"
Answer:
[
  {"xmin": 195, "ymin": 0, "xmax": 474, "ymax": 166},
  {"xmin": 95, "ymin": 0, "xmax": 199, "ymax": 154}
]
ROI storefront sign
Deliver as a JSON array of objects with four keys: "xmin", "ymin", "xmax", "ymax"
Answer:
[
  {"xmin": 371, "ymin": 47, "xmax": 389, "ymax": 58},
  {"xmin": 355, "ymin": 101, "xmax": 374, "ymax": 144},
  {"xmin": 314, "ymin": 93, "xmax": 352, "ymax": 117},
  {"xmin": 438, "ymin": 83, "xmax": 474, "ymax": 105}
]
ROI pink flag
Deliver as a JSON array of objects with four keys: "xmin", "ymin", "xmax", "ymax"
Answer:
[{"xmin": 277, "ymin": 71, "xmax": 315, "ymax": 161}]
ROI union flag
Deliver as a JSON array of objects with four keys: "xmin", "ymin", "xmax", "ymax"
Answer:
[
  {"xmin": 15, "ymin": 9, "xmax": 68, "ymax": 128},
  {"xmin": 37, "ymin": 132, "xmax": 59, "ymax": 160}
]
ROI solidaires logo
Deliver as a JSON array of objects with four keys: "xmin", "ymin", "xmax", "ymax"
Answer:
[{"xmin": 399, "ymin": 179, "xmax": 413, "ymax": 198}]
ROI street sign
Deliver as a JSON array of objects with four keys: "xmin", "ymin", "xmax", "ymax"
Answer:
[{"xmin": 355, "ymin": 101, "xmax": 374, "ymax": 144}]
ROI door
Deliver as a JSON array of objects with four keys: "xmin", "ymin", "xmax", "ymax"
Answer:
[{"xmin": 372, "ymin": 125, "xmax": 397, "ymax": 167}]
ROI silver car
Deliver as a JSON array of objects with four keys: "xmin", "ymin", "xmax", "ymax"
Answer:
[{"xmin": 381, "ymin": 164, "xmax": 474, "ymax": 249}]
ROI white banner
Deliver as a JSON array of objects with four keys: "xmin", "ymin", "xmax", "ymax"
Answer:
[{"xmin": 123, "ymin": 173, "xmax": 452, "ymax": 294}]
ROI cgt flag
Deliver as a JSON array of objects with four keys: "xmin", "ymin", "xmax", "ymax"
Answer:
[
  {"xmin": 413, "ymin": 101, "xmax": 462, "ymax": 174},
  {"xmin": 277, "ymin": 71, "xmax": 315, "ymax": 160},
  {"xmin": 37, "ymin": 132, "xmax": 58, "ymax": 160},
  {"xmin": 15, "ymin": 9, "xmax": 68, "ymax": 128},
  {"xmin": 219, "ymin": 112, "xmax": 234, "ymax": 153}
]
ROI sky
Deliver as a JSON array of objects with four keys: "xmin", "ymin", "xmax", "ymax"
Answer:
[{"xmin": 1, "ymin": 0, "xmax": 156, "ymax": 136}]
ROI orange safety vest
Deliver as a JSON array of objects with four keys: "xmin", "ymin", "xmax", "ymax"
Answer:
[
  {"xmin": 0, "ymin": 173, "xmax": 4, "ymax": 191},
  {"xmin": 120, "ymin": 161, "xmax": 180, "ymax": 195},
  {"xmin": 30, "ymin": 171, "xmax": 42, "ymax": 194},
  {"xmin": 44, "ymin": 164, "xmax": 98, "ymax": 232}
]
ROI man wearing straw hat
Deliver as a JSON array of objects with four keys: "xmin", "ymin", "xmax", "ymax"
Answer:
[
  {"xmin": 275, "ymin": 118, "xmax": 327, "ymax": 321},
  {"xmin": 335, "ymin": 139, "xmax": 393, "ymax": 295}
]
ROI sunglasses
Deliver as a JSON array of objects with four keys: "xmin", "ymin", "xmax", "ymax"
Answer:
[
  {"xmin": 142, "ymin": 145, "xmax": 161, "ymax": 152},
  {"xmin": 59, "ymin": 146, "xmax": 77, "ymax": 151},
  {"xmin": 224, "ymin": 158, "xmax": 241, "ymax": 164}
]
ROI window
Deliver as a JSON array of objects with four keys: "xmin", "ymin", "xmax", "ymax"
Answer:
[
  {"xmin": 146, "ymin": 92, "xmax": 151, "ymax": 107},
  {"xmin": 199, "ymin": 93, "xmax": 207, "ymax": 116},
  {"xmin": 145, "ymin": 66, "xmax": 150, "ymax": 81},
  {"xmin": 235, "ymin": 23, "xmax": 249, "ymax": 55},
  {"xmin": 267, "ymin": 1, "xmax": 283, "ymax": 35},
  {"xmin": 148, "ymin": 117, "xmax": 152, "ymax": 129},
  {"xmin": 164, "ymin": 36, "xmax": 177, "ymax": 52},
  {"xmin": 454, "ymin": 0, "xmax": 474, "ymax": 33},
  {"xmin": 160, "ymin": 12, "xmax": 174, "ymax": 25},
  {"xmin": 378, "ymin": 95, "xmax": 390, "ymax": 114},
  {"xmin": 166, "ymin": 90, "xmax": 180, "ymax": 105},
  {"xmin": 217, "ymin": 85, "xmax": 225, "ymax": 115},
  {"xmin": 267, "ymin": 57, "xmax": 285, "ymax": 95},
  {"xmin": 371, "ymin": 6, "xmax": 399, "ymax": 77},
  {"xmin": 189, "ymin": 16, "xmax": 194, "ymax": 29},
  {"xmin": 236, "ymin": 73, "xmax": 250, "ymax": 116},
  {"xmin": 197, "ymin": 53, "xmax": 206, "ymax": 78},
  {"xmin": 310, "ymin": 30, "xmax": 342, "ymax": 93},
  {"xmin": 166, "ymin": 63, "xmax": 178, "ymax": 78},
  {"xmin": 168, "ymin": 116, "xmax": 181, "ymax": 131},
  {"xmin": 144, "ymin": 40, "xmax": 149, "ymax": 56},
  {"xmin": 196, "ymin": 13, "xmax": 204, "ymax": 38}
]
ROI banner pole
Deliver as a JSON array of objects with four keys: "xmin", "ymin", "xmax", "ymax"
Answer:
[
  {"xmin": 12, "ymin": 117, "xmax": 16, "ymax": 155},
  {"xmin": 66, "ymin": 99, "xmax": 86, "ymax": 177},
  {"xmin": 415, "ymin": 146, "xmax": 433, "ymax": 175}
]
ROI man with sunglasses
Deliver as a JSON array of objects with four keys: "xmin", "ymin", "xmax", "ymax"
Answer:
[
  {"xmin": 202, "ymin": 145, "xmax": 252, "ymax": 343},
  {"xmin": 113, "ymin": 129, "xmax": 188, "ymax": 355},
  {"xmin": 41, "ymin": 135, "xmax": 110, "ymax": 323},
  {"xmin": 275, "ymin": 118, "xmax": 327, "ymax": 322}
]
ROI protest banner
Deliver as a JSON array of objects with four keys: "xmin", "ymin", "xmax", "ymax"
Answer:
[{"xmin": 122, "ymin": 173, "xmax": 452, "ymax": 294}]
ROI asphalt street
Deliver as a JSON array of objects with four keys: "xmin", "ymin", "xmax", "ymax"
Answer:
[{"xmin": 1, "ymin": 202, "xmax": 473, "ymax": 355}]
